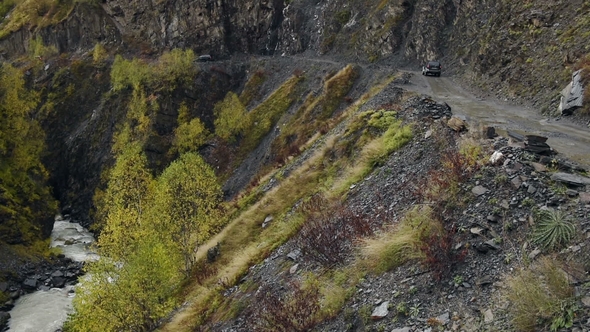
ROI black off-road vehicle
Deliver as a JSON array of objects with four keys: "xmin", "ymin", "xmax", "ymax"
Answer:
[{"xmin": 422, "ymin": 61, "xmax": 442, "ymax": 76}]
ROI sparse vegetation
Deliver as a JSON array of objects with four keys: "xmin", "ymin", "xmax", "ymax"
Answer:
[
  {"xmin": 505, "ymin": 257, "xmax": 578, "ymax": 332},
  {"xmin": 0, "ymin": 0, "xmax": 75, "ymax": 38},
  {"xmin": 576, "ymin": 54, "xmax": 590, "ymax": 114},
  {"xmin": 0, "ymin": 63, "xmax": 57, "ymax": 247},
  {"xmin": 239, "ymin": 69, "xmax": 266, "ymax": 107},
  {"xmin": 241, "ymin": 74, "xmax": 303, "ymax": 153},
  {"xmin": 274, "ymin": 65, "xmax": 360, "ymax": 159},
  {"xmin": 251, "ymin": 280, "xmax": 321, "ymax": 331}
]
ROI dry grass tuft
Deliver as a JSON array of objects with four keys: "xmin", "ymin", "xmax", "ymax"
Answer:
[
  {"xmin": 505, "ymin": 257, "xmax": 578, "ymax": 332},
  {"xmin": 359, "ymin": 206, "xmax": 438, "ymax": 273}
]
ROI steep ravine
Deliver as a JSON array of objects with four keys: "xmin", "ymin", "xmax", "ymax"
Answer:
[{"xmin": 0, "ymin": 0, "xmax": 589, "ymax": 330}]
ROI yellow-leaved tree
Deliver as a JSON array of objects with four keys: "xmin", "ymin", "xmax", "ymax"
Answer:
[
  {"xmin": 214, "ymin": 91, "xmax": 250, "ymax": 142},
  {"xmin": 64, "ymin": 232, "xmax": 182, "ymax": 332},
  {"xmin": 96, "ymin": 142, "xmax": 155, "ymax": 260},
  {"xmin": 156, "ymin": 152, "xmax": 222, "ymax": 274},
  {"xmin": 172, "ymin": 102, "xmax": 210, "ymax": 154}
]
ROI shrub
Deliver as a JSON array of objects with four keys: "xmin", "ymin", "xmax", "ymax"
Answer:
[
  {"xmin": 505, "ymin": 257, "xmax": 577, "ymax": 331},
  {"xmin": 416, "ymin": 144, "xmax": 476, "ymax": 214},
  {"xmin": 421, "ymin": 225, "xmax": 467, "ymax": 280},
  {"xmin": 111, "ymin": 49, "xmax": 195, "ymax": 92},
  {"xmin": 297, "ymin": 198, "xmax": 373, "ymax": 266},
  {"xmin": 251, "ymin": 280, "xmax": 321, "ymax": 332},
  {"xmin": 532, "ymin": 209, "xmax": 576, "ymax": 251},
  {"xmin": 110, "ymin": 55, "xmax": 152, "ymax": 91},
  {"xmin": 155, "ymin": 48, "xmax": 196, "ymax": 90}
]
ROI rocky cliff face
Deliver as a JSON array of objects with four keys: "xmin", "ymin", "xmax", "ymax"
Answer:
[
  {"xmin": 100, "ymin": 0, "xmax": 285, "ymax": 56},
  {"xmin": 0, "ymin": 3, "xmax": 120, "ymax": 58}
]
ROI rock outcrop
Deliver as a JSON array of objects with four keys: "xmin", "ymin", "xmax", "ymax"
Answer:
[
  {"xmin": 0, "ymin": 3, "xmax": 120, "ymax": 59},
  {"xmin": 559, "ymin": 70, "xmax": 585, "ymax": 115}
]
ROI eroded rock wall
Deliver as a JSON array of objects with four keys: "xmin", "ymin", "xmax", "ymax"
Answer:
[
  {"xmin": 101, "ymin": 0, "xmax": 285, "ymax": 56},
  {"xmin": 0, "ymin": 4, "xmax": 120, "ymax": 58}
]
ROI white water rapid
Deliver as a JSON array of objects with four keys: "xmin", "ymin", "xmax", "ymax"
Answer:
[{"xmin": 7, "ymin": 215, "xmax": 97, "ymax": 332}]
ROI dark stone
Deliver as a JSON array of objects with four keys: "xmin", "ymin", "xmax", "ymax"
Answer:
[
  {"xmin": 486, "ymin": 215, "xmax": 499, "ymax": 223},
  {"xmin": 207, "ymin": 242, "xmax": 221, "ymax": 263},
  {"xmin": 524, "ymin": 141, "xmax": 552, "ymax": 155},
  {"xmin": 52, "ymin": 277, "xmax": 66, "ymax": 288},
  {"xmin": 551, "ymin": 172, "xmax": 590, "ymax": 187},
  {"xmin": 476, "ymin": 276, "xmax": 494, "ymax": 286},
  {"xmin": 0, "ymin": 283, "xmax": 7, "ymax": 292},
  {"xmin": 483, "ymin": 126, "xmax": 497, "ymax": 139},
  {"xmin": 22, "ymin": 278, "xmax": 37, "ymax": 290},
  {"xmin": 508, "ymin": 131, "xmax": 525, "ymax": 142},
  {"xmin": 526, "ymin": 135, "xmax": 548, "ymax": 144},
  {"xmin": 0, "ymin": 299, "xmax": 14, "ymax": 311},
  {"xmin": 0, "ymin": 311, "xmax": 10, "ymax": 331},
  {"xmin": 51, "ymin": 270, "xmax": 64, "ymax": 278}
]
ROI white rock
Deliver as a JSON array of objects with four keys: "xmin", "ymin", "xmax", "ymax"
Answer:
[
  {"xmin": 489, "ymin": 151, "xmax": 504, "ymax": 165},
  {"xmin": 371, "ymin": 301, "xmax": 389, "ymax": 320}
]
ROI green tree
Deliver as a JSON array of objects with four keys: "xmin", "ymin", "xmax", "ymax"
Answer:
[
  {"xmin": 172, "ymin": 102, "xmax": 210, "ymax": 154},
  {"xmin": 97, "ymin": 143, "xmax": 155, "ymax": 259},
  {"xmin": 156, "ymin": 152, "xmax": 222, "ymax": 274},
  {"xmin": 92, "ymin": 42, "xmax": 107, "ymax": 65},
  {"xmin": 110, "ymin": 55, "xmax": 152, "ymax": 91},
  {"xmin": 65, "ymin": 232, "xmax": 182, "ymax": 332},
  {"xmin": 214, "ymin": 91, "xmax": 250, "ymax": 142},
  {"xmin": 155, "ymin": 48, "xmax": 196, "ymax": 91}
]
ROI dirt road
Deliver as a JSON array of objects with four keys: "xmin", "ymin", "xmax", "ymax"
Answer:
[{"xmin": 401, "ymin": 72, "xmax": 590, "ymax": 168}]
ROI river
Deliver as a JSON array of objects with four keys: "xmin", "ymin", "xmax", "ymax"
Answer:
[{"xmin": 7, "ymin": 215, "xmax": 97, "ymax": 332}]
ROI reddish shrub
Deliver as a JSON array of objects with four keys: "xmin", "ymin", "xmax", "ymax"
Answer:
[
  {"xmin": 421, "ymin": 225, "xmax": 467, "ymax": 280},
  {"xmin": 251, "ymin": 281, "xmax": 320, "ymax": 332},
  {"xmin": 192, "ymin": 260, "xmax": 218, "ymax": 285},
  {"xmin": 297, "ymin": 198, "xmax": 374, "ymax": 266}
]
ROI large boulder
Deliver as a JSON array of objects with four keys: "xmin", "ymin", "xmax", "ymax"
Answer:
[{"xmin": 559, "ymin": 70, "xmax": 584, "ymax": 115}]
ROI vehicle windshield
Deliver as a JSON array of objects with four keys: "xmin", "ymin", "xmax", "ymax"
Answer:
[{"xmin": 428, "ymin": 61, "xmax": 440, "ymax": 67}]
